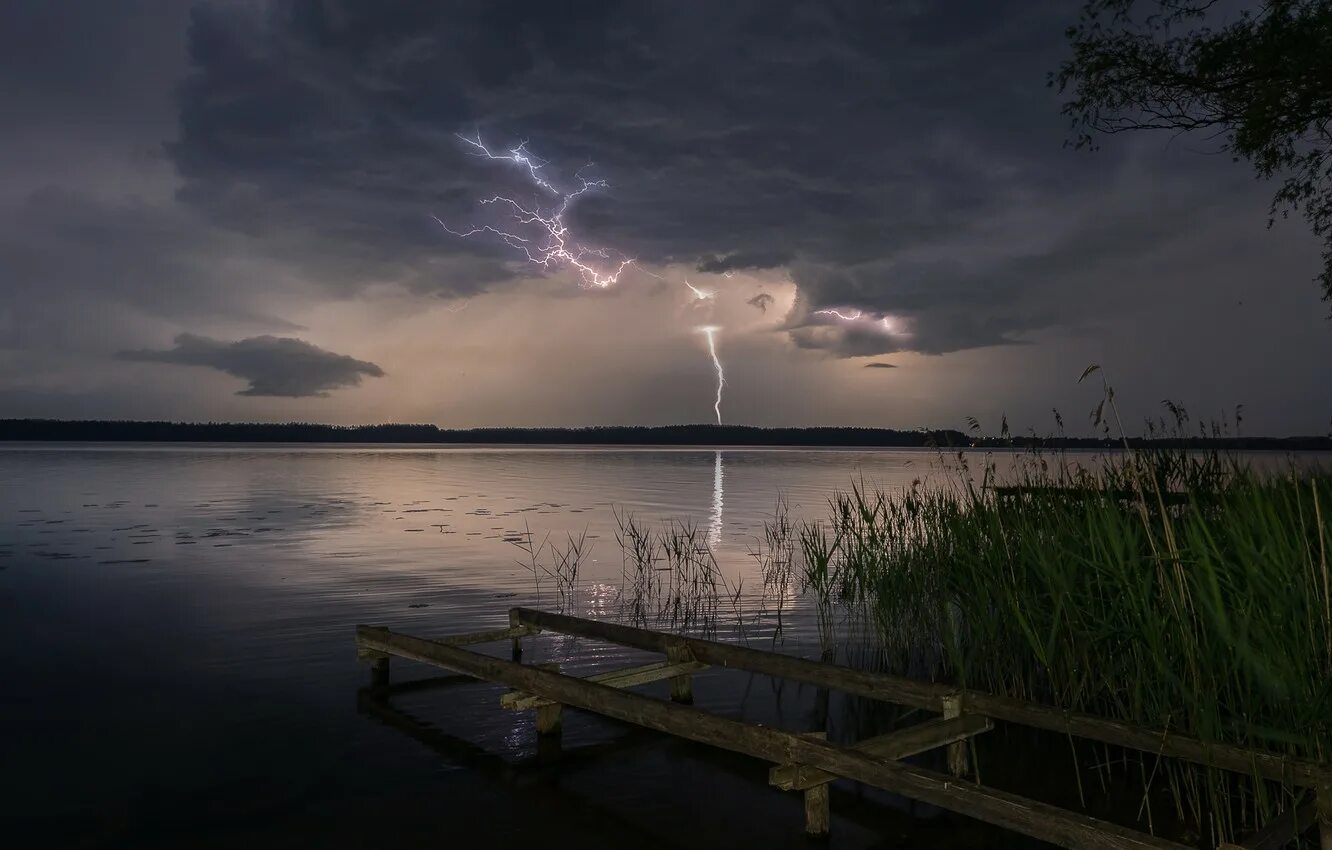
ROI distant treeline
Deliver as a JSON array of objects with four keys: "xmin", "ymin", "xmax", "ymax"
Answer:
[{"xmin": 1, "ymin": 419, "xmax": 1330, "ymax": 450}]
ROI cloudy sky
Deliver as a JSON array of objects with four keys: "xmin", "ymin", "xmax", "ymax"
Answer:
[{"xmin": 2, "ymin": 0, "xmax": 1329, "ymax": 435}]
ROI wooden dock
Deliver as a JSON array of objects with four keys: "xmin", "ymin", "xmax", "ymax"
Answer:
[{"xmin": 356, "ymin": 608, "xmax": 1329, "ymax": 849}]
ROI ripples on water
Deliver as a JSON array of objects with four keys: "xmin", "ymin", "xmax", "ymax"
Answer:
[{"xmin": 0, "ymin": 444, "xmax": 1196, "ymax": 848}]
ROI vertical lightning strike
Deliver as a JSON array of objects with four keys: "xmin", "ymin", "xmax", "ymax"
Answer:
[{"xmin": 700, "ymin": 326, "xmax": 724, "ymax": 425}]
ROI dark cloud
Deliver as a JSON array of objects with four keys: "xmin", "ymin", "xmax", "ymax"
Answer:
[
  {"xmin": 746, "ymin": 292, "xmax": 776, "ymax": 313},
  {"xmin": 0, "ymin": 189, "xmax": 304, "ymax": 342},
  {"xmin": 166, "ymin": 1, "xmax": 1294, "ymax": 357},
  {"xmin": 697, "ymin": 251, "xmax": 793, "ymax": 274},
  {"xmin": 167, "ymin": 0, "xmax": 1104, "ymax": 339},
  {"xmin": 119, "ymin": 334, "xmax": 384, "ymax": 397},
  {"xmin": 864, "ymin": 362, "xmax": 897, "ymax": 369}
]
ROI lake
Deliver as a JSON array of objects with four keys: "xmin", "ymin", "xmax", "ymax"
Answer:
[{"xmin": 2, "ymin": 444, "xmax": 1311, "ymax": 848}]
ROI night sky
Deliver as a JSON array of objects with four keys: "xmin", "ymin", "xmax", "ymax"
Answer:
[{"xmin": 3, "ymin": 1, "xmax": 1329, "ymax": 434}]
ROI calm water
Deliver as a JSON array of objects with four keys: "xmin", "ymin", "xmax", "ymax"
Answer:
[{"xmin": 6, "ymin": 444, "xmax": 1304, "ymax": 848}]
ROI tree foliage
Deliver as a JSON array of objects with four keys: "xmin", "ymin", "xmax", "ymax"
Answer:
[{"xmin": 1052, "ymin": 1, "xmax": 1332, "ymax": 304}]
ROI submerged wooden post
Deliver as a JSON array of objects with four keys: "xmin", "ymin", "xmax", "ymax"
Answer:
[
  {"xmin": 509, "ymin": 609, "xmax": 524, "ymax": 661},
  {"xmin": 533, "ymin": 662, "xmax": 562, "ymax": 762},
  {"xmin": 803, "ymin": 731, "xmax": 830, "ymax": 837},
  {"xmin": 358, "ymin": 642, "xmax": 391, "ymax": 690},
  {"xmin": 533, "ymin": 663, "xmax": 563, "ymax": 737},
  {"xmin": 805, "ymin": 784, "xmax": 830, "ymax": 837},
  {"xmin": 370, "ymin": 656, "xmax": 390, "ymax": 689},
  {"xmin": 942, "ymin": 694, "xmax": 970, "ymax": 778},
  {"xmin": 536, "ymin": 703, "xmax": 563, "ymax": 735},
  {"xmin": 666, "ymin": 643, "xmax": 694, "ymax": 705}
]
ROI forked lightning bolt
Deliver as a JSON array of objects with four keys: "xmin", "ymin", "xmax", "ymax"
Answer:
[
  {"xmin": 815, "ymin": 308, "xmax": 902, "ymax": 335},
  {"xmin": 684, "ymin": 280, "xmax": 715, "ymax": 300},
  {"xmin": 440, "ymin": 133, "xmax": 729, "ymax": 423},
  {"xmin": 436, "ymin": 134, "xmax": 634, "ymax": 289},
  {"xmin": 457, "ymin": 132, "xmax": 557, "ymax": 193},
  {"xmin": 814, "ymin": 308, "xmax": 862, "ymax": 321}
]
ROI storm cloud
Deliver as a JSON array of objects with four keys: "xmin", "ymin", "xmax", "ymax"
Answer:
[
  {"xmin": 698, "ymin": 252, "xmax": 794, "ymax": 275},
  {"xmin": 119, "ymin": 334, "xmax": 384, "ymax": 397},
  {"xmin": 746, "ymin": 293, "xmax": 776, "ymax": 314},
  {"xmin": 165, "ymin": 0, "xmax": 1106, "ymax": 355},
  {"xmin": 0, "ymin": 0, "xmax": 1328, "ymax": 432}
]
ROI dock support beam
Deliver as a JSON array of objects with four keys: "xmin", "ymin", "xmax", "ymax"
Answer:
[
  {"xmin": 533, "ymin": 662, "xmax": 562, "ymax": 761},
  {"xmin": 803, "ymin": 731, "xmax": 830, "ymax": 837},
  {"xmin": 805, "ymin": 784, "xmax": 830, "ymax": 837},
  {"xmin": 943, "ymin": 694, "xmax": 970, "ymax": 778},
  {"xmin": 534, "ymin": 663, "xmax": 563, "ymax": 737}
]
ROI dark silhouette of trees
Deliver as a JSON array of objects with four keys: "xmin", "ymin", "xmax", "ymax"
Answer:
[
  {"xmin": 1, "ymin": 419, "xmax": 1328, "ymax": 449},
  {"xmin": 1052, "ymin": 0, "xmax": 1332, "ymax": 304},
  {"xmin": 0, "ymin": 420, "xmax": 967, "ymax": 448}
]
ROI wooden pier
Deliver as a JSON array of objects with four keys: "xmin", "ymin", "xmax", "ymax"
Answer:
[{"xmin": 356, "ymin": 608, "xmax": 1329, "ymax": 849}]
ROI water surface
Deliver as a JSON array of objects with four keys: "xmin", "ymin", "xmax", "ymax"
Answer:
[{"xmin": 5, "ymin": 444, "xmax": 1301, "ymax": 848}]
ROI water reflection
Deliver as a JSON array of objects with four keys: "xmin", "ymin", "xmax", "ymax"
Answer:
[{"xmin": 707, "ymin": 450, "xmax": 724, "ymax": 550}]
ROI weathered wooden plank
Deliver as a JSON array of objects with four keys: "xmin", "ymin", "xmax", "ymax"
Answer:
[
  {"xmin": 508, "ymin": 608, "xmax": 944, "ymax": 707},
  {"xmin": 357, "ymin": 624, "xmax": 1190, "ymax": 850},
  {"xmin": 770, "ymin": 714, "xmax": 994, "ymax": 791},
  {"xmin": 358, "ymin": 624, "xmax": 534, "ymax": 658},
  {"xmin": 437, "ymin": 624, "xmax": 537, "ymax": 647},
  {"xmin": 356, "ymin": 624, "xmax": 534, "ymax": 676},
  {"xmin": 1217, "ymin": 800, "xmax": 1317, "ymax": 850},
  {"xmin": 509, "ymin": 608, "xmax": 1320, "ymax": 786},
  {"xmin": 501, "ymin": 660, "xmax": 708, "ymax": 710}
]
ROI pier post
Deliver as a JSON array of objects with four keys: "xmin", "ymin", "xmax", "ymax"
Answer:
[
  {"xmin": 666, "ymin": 643, "xmax": 694, "ymax": 704},
  {"xmin": 533, "ymin": 663, "xmax": 563, "ymax": 737},
  {"xmin": 533, "ymin": 662, "xmax": 562, "ymax": 761},
  {"xmin": 942, "ymin": 694, "xmax": 970, "ymax": 778},
  {"xmin": 509, "ymin": 610, "xmax": 524, "ymax": 661},
  {"xmin": 358, "ymin": 644, "xmax": 391, "ymax": 690},
  {"xmin": 370, "ymin": 656, "xmax": 390, "ymax": 690},
  {"xmin": 805, "ymin": 784, "xmax": 830, "ymax": 837},
  {"xmin": 803, "ymin": 731, "xmax": 830, "ymax": 837}
]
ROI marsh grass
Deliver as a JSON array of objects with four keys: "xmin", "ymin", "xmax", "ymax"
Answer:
[
  {"xmin": 791, "ymin": 389, "xmax": 1330, "ymax": 844},
  {"xmin": 508, "ymin": 522, "xmax": 592, "ymax": 611},
  {"xmin": 613, "ymin": 508, "xmax": 748, "ymax": 636}
]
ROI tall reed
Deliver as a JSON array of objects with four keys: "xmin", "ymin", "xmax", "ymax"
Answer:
[{"xmin": 794, "ymin": 444, "xmax": 1330, "ymax": 842}]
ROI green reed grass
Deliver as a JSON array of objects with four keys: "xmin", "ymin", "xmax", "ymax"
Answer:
[{"xmin": 794, "ymin": 443, "xmax": 1330, "ymax": 842}]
